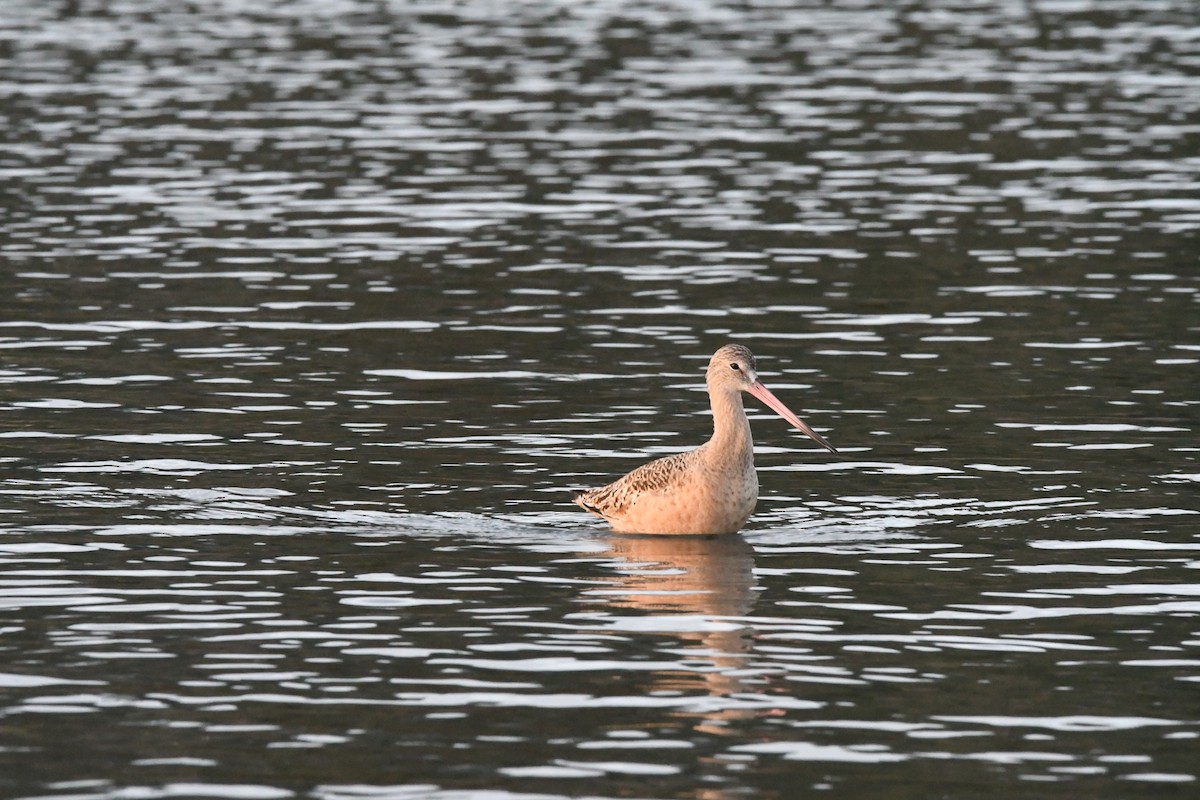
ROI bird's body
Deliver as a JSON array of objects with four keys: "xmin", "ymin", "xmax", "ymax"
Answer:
[{"xmin": 574, "ymin": 344, "xmax": 836, "ymax": 535}]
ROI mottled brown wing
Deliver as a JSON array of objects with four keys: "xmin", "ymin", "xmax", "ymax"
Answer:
[{"xmin": 574, "ymin": 451, "xmax": 693, "ymax": 519}]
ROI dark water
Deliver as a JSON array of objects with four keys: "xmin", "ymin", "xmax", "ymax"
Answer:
[{"xmin": 1, "ymin": 0, "xmax": 1198, "ymax": 798}]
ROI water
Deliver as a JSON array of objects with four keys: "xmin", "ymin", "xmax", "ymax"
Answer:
[{"xmin": 1, "ymin": 0, "xmax": 1198, "ymax": 797}]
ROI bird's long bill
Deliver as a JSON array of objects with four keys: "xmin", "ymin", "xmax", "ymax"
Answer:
[{"xmin": 748, "ymin": 380, "xmax": 837, "ymax": 453}]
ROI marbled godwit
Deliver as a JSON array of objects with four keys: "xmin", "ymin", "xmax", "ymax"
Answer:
[{"xmin": 574, "ymin": 344, "xmax": 836, "ymax": 535}]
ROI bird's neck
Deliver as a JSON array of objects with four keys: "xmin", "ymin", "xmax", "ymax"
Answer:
[{"xmin": 708, "ymin": 386, "xmax": 753, "ymax": 456}]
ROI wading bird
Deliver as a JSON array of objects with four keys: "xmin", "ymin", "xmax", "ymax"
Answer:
[{"xmin": 574, "ymin": 344, "xmax": 836, "ymax": 535}]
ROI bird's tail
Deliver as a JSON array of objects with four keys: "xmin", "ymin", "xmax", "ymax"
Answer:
[{"xmin": 571, "ymin": 489, "xmax": 600, "ymax": 515}]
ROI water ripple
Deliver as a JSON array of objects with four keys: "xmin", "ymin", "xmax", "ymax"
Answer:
[{"xmin": 2, "ymin": 0, "xmax": 1198, "ymax": 796}]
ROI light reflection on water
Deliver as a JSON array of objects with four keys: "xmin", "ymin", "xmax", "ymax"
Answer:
[
  {"xmin": 2, "ymin": 495, "xmax": 1197, "ymax": 795},
  {"xmin": 1, "ymin": 0, "xmax": 1198, "ymax": 797}
]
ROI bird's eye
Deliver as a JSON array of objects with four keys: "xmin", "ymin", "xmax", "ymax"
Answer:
[{"xmin": 730, "ymin": 363, "xmax": 741, "ymax": 371}]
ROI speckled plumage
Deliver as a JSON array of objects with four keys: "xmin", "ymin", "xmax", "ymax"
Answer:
[{"xmin": 573, "ymin": 344, "xmax": 836, "ymax": 536}]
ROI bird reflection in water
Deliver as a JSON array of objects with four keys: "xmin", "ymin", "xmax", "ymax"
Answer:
[{"xmin": 594, "ymin": 533, "xmax": 771, "ymax": 737}]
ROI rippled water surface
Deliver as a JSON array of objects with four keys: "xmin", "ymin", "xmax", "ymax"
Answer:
[{"xmin": 2, "ymin": 0, "xmax": 1198, "ymax": 798}]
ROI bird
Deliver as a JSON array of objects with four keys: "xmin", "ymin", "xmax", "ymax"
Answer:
[{"xmin": 573, "ymin": 344, "xmax": 836, "ymax": 535}]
